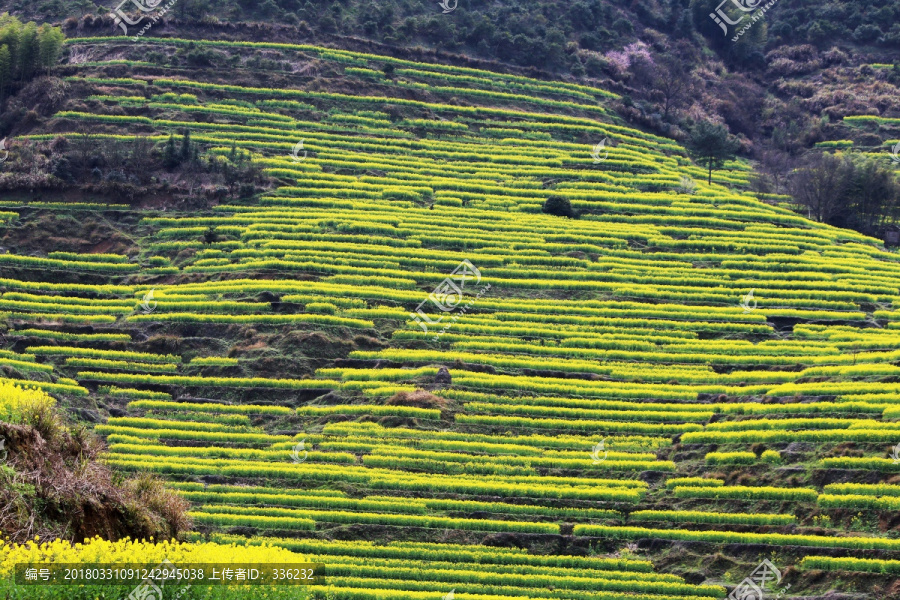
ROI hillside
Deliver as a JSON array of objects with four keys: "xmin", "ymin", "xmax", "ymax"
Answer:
[
  {"xmin": 6, "ymin": 0, "xmax": 900, "ymax": 205},
  {"xmin": 1, "ymin": 33, "xmax": 900, "ymax": 600}
]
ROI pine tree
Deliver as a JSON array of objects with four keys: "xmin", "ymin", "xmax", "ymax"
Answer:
[
  {"xmin": 162, "ymin": 134, "xmax": 179, "ymax": 168},
  {"xmin": 179, "ymin": 130, "xmax": 192, "ymax": 163},
  {"xmin": 687, "ymin": 121, "xmax": 740, "ymax": 185}
]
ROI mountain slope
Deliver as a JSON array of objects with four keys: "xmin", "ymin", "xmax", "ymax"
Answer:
[{"xmin": 0, "ymin": 36, "xmax": 899, "ymax": 599}]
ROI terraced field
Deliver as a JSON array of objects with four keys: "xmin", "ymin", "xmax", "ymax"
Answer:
[{"xmin": 3, "ymin": 36, "xmax": 900, "ymax": 598}]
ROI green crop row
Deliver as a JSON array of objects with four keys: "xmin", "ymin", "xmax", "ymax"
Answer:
[
  {"xmin": 817, "ymin": 457, "xmax": 900, "ymax": 471},
  {"xmin": 126, "ymin": 312, "xmax": 374, "ymax": 327},
  {"xmin": 310, "ymin": 554, "xmax": 678, "ymax": 587},
  {"xmin": 681, "ymin": 429, "xmax": 900, "ymax": 444},
  {"xmin": 181, "ymin": 491, "xmax": 423, "ymax": 514},
  {"xmin": 0, "ymin": 358, "xmax": 53, "ymax": 373},
  {"xmin": 673, "ymin": 485, "xmax": 818, "ymax": 501},
  {"xmin": 321, "ymin": 422, "xmax": 665, "ymax": 456},
  {"xmin": 213, "ymin": 534, "xmax": 655, "ymax": 570},
  {"xmin": 464, "ymin": 402, "xmax": 712, "ymax": 423},
  {"xmin": 100, "ymin": 386, "xmax": 172, "ymax": 399},
  {"xmin": 104, "ymin": 453, "xmax": 645, "ymax": 501},
  {"xmin": 704, "ymin": 417, "xmax": 857, "ymax": 432},
  {"xmin": 822, "ymin": 483, "xmax": 900, "ymax": 496},
  {"xmin": 105, "ymin": 416, "xmax": 238, "ymax": 432},
  {"xmin": 128, "ymin": 400, "xmax": 291, "ymax": 415},
  {"xmin": 63, "ymin": 358, "xmax": 179, "ymax": 372},
  {"xmin": 573, "ymin": 524, "xmax": 900, "ymax": 550},
  {"xmin": 296, "ymin": 405, "xmax": 440, "ymax": 419},
  {"xmin": 799, "ymin": 556, "xmax": 900, "ymax": 574},
  {"xmin": 189, "ymin": 511, "xmax": 316, "ymax": 530},
  {"xmin": 664, "ymin": 477, "xmax": 724, "ymax": 489},
  {"xmin": 316, "ymin": 562, "xmax": 719, "ymax": 597},
  {"xmin": 28, "ymin": 345, "xmax": 179, "ymax": 363},
  {"xmin": 0, "ymin": 253, "xmax": 139, "ymax": 272},
  {"xmin": 77, "ymin": 371, "xmax": 340, "ymax": 390},
  {"xmin": 0, "ymin": 295, "xmax": 133, "ymax": 311},
  {"xmin": 12, "ymin": 328, "xmax": 131, "ymax": 343},
  {"xmin": 817, "ymin": 494, "xmax": 900, "ymax": 510},
  {"xmin": 455, "ymin": 414, "xmax": 700, "ymax": 436},
  {"xmin": 95, "ymin": 425, "xmax": 291, "ymax": 445},
  {"xmin": 192, "ymin": 505, "xmax": 560, "ymax": 534},
  {"xmin": 629, "ymin": 510, "xmax": 795, "ymax": 526},
  {"xmin": 107, "ymin": 442, "xmax": 355, "ymax": 464}
]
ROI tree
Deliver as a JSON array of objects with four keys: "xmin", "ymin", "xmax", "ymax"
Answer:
[
  {"xmin": 72, "ymin": 0, "xmax": 95, "ymax": 16},
  {"xmin": 162, "ymin": 134, "xmax": 179, "ymax": 168},
  {"xmin": 753, "ymin": 148, "xmax": 795, "ymax": 195},
  {"xmin": 843, "ymin": 156, "xmax": 900, "ymax": 234},
  {"xmin": 687, "ymin": 121, "xmax": 740, "ymax": 184},
  {"xmin": 71, "ymin": 128, "xmax": 98, "ymax": 177},
  {"xmin": 656, "ymin": 58, "xmax": 691, "ymax": 119},
  {"xmin": 788, "ymin": 152, "xmax": 852, "ymax": 223},
  {"xmin": 18, "ymin": 22, "xmax": 38, "ymax": 82},
  {"xmin": 0, "ymin": 19, "xmax": 21, "ymax": 80},
  {"xmin": 37, "ymin": 25, "xmax": 65, "ymax": 75},
  {"xmin": 0, "ymin": 45, "xmax": 11, "ymax": 104},
  {"xmin": 788, "ymin": 152, "xmax": 900, "ymax": 234},
  {"xmin": 179, "ymin": 130, "xmax": 192, "ymax": 163},
  {"xmin": 185, "ymin": 0, "xmax": 211, "ymax": 19},
  {"xmin": 129, "ymin": 136, "xmax": 153, "ymax": 183}
]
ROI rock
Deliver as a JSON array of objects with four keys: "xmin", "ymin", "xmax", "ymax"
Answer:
[
  {"xmin": 434, "ymin": 366, "xmax": 452, "ymax": 387},
  {"xmin": 256, "ymin": 291, "xmax": 280, "ymax": 303},
  {"xmin": 456, "ymin": 361, "xmax": 496, "ymax": 374},
  {"xmin": 681, "ymin": 572, "xmax": 707, "ymax": 585},
  {"xmin": 785, "ymin": 442, "xmax": 814, "ymax": 453},
  {"xmin": 312, "ymin": 391, "xmax": 345, "ymax": 404},
  {"xmin": 639, "ymin": 470, "xmax": 669, "ymax": 484},
  {"xmin": 108, "ymin": 408, "xmax": 126, "ymax": 417},
  {"xmin": 775, "ymin": 467, "xmax": 806, "ymax": 475},
  {"xmin": 812, "ymin": 468, "xmax": 883, "ymax": 487},
  {"xmin": 75, "ymin": 408, "xmax": 101, "ymax": 423}
]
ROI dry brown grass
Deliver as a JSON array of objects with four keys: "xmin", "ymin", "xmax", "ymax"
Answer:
[
  {"xmin": 0, "ymin": 406, "xmax": 191, "ymax": 545},
  {"xmin": 385, "ymin": 389, "xmax": 448, "ymax": 410}
]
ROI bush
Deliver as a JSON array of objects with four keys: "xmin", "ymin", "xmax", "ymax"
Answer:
[
  {"xmin": 853, "ymin": 24, "xmax": 883, "ymax": 43},
  {"xmin": 761, "ymin": 449, "xmax": 782, "ymax": 463},
  {"xmin": 542, "ymin": 195, "xmax": 577, "ymax": 218}
]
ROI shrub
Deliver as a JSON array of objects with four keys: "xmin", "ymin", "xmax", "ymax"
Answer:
[
  {"xmin": 542, "ymin": 195, "xmax": 577, "ymax": 218},
  {"xmin": 761, "ymin": 449, "xmax": 782, "ymax": 464}
]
